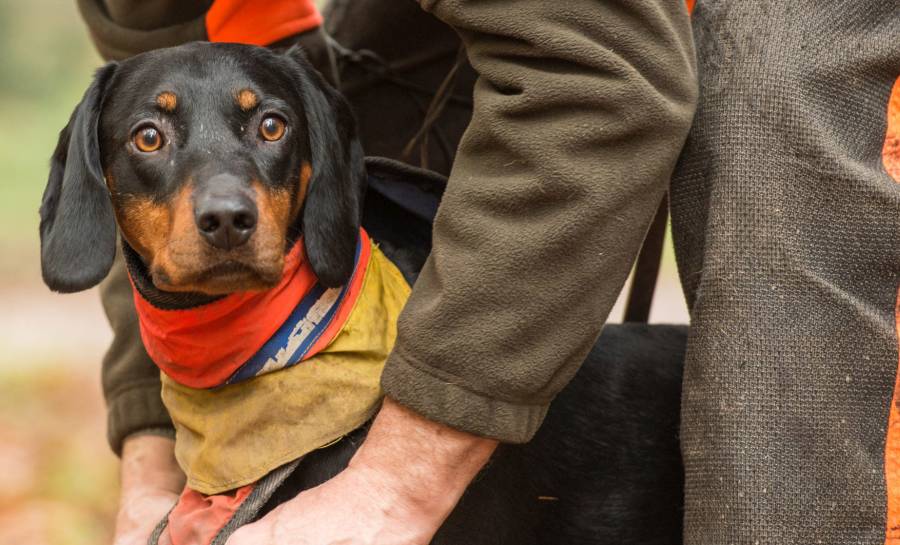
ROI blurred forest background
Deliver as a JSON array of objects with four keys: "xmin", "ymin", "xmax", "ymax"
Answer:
[
  {"xmin": 0, "ymin": 1, "xmax": 687, "ymax": 544},
  {"xmin": 0, "ymin": 2, "xmax": 117, "ymax": 545}
]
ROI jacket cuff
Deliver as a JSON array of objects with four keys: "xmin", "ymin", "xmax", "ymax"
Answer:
[
  {"xmin": 381, "ymin": 348, "xmax": 549, "ymax": 444},
  {"xmin": 107, "ymin": 380, "xmax": 174, "ymax": 456}
]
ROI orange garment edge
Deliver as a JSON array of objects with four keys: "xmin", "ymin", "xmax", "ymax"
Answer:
[
  {"xmin": 881, "ymin": 75, "xmax": 900, "ymax": 544},
  {"xmin": 158, "ymin": 484, "xmax": 253, "ymax": 545},
  {"xmin": 206, "ymin": 0, "xmax": 323, "ymax": 46}
]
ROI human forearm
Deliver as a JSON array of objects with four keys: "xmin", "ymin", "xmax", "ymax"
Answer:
[
  {"xmin": 348, "ymin": 397, "xmax": 498, "ymax": 524},
  {"xmin": 113, "ymin": 434, "xmax": 184, "ymax": 545},
  {"xmin": 119, "ymin": 434, "xmax": 184, "ymax": 495}
]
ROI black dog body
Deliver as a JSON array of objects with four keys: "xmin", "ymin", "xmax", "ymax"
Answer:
[{"xmin": 39, "ymin": 42, "xmax": 686, "ymax": 544}]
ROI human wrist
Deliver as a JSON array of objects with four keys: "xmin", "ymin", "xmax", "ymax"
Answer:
[
  {"xmin": 119, "ymin": 434, "xmax": 185, "ymax": 497},
  {"xmin": 347, "ymin": 397, "xmax": 498, "ymax": 522}
]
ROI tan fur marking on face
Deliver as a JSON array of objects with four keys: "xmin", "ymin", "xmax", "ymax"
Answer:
[
  {"xmin": 116, "ymin": 195, "xmax": 172, "ymax": 260},
  {"xmin": 254, "ymin": 180, "xmax": 293, "ymax": 240},
  {"xmin": 146, "ymin": 183, "xmax": 203, "ymax": 288},
  {"xmin": 167, "ymin": 183, "xmax": 199, "ymax": 252},
  {"xmin": 294, "ymin": 162, "xmax": 313, "ymax": 218},
  {"xmin": 116, "ymin": 184, "xmax": 196, "ymax": 281},
  {"xmin": 236, "ymin": 89, "xmax": 258, "ymax": 111},
  {"xmin": 156, "ymin": 91, "xmax": 177, "ymax": 112}
]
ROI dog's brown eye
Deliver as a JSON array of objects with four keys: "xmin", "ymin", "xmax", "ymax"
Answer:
[
  {"xmin": 259, "ymin": 116, "xmax": 286, "ymax": 142},
  {"xmin": 133, "ymin": 126, "xmax": 163, "ymax": 153}
]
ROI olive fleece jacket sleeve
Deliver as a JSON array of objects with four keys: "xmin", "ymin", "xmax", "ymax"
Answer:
[
  {"xmin": 381, "ymin": 0, "xmax": 697, "ymax": 443},
  {"xmin": 100, "ymin": 249, "xmax": 174, "ymax": 455}
]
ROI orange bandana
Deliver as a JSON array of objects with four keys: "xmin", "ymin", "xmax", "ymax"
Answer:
[{"xmin": 131, "ymin": 230, "xmax": 372, "ymax": 389}]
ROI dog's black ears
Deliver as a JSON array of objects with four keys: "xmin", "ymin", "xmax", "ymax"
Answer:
[
  {"xmin": 286, "ymin": 46, "xmax": 366, "ymax": 288},
  {"xmin": 39, "ymin": 62, "xmax": 118, "ymax": 293}
]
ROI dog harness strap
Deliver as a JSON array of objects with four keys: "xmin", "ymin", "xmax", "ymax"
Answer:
[
  {"xmin": 206, "ymin": 0, "xmax": 322, "ymax": 46},
  {"xmin": 131, "ymin": 230, "xmax": 372, "ymax": 389}
]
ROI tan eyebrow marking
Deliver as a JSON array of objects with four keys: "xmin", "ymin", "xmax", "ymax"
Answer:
[
  {"xmin": 236, "ymin": 89, "xmax": 259, "ymax": 111},
  {"xmin": 156, "ymin": 91, "xmax": 177, "ymax": 112}
]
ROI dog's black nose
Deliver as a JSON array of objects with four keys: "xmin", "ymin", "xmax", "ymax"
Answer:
[{"xmin": 194, "ymin": 189, "xmax": 258, "ymax": 250}]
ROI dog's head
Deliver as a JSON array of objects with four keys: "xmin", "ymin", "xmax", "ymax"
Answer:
[{"xmin": 39, "ymin": 42, "xmax": 365, "ymax": 295}]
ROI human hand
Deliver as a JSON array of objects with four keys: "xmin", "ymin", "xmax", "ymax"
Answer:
[
  {"xmin": 112, "ymin": 434, "xmax": 185, "ymax": 545},
  {"xmin": 225, "ymin": 464, "xmax": 438, "ymax": 545},
  {"xmin": 226, "ymin": 398, "xmax": 497, "ymax": 545}
]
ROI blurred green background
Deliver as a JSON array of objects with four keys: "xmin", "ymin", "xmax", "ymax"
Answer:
[
  {"xmin": 0, "ymin": 2, "xmax": 687, "ymax": 544},
  {"xmin": 0, "ymin": 0, "xmax": 100, "ymax": 281},
  {"xmin": 0, "ymin": 2, "xmax": 117, "ymax": 544}
]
